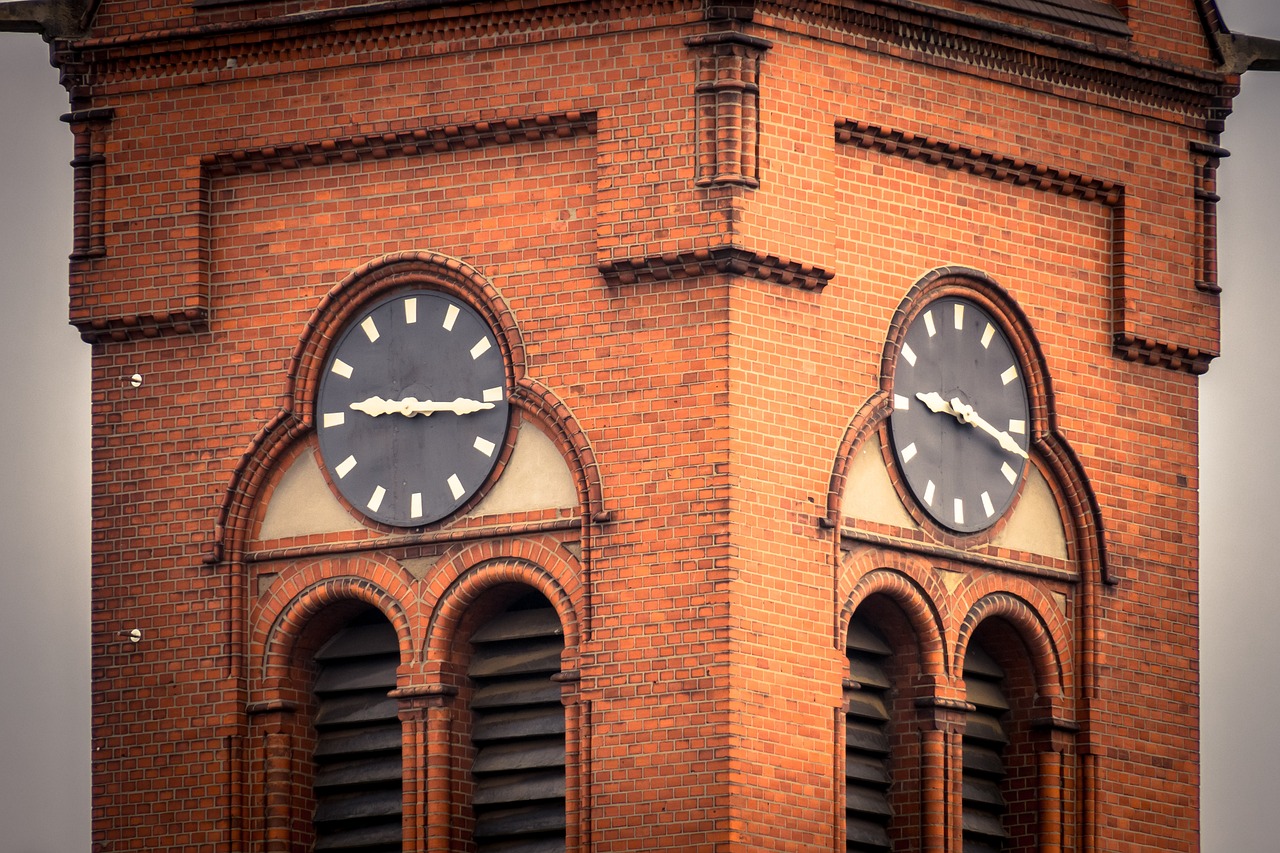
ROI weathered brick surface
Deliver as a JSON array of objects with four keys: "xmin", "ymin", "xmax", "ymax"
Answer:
[{"xmin": 61, "ymin": 1, "xmax": 1231, "ymax": 850}]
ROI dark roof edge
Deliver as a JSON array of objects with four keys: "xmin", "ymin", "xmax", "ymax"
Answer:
[
  {"xmin": 1203, "ymin": 0, "xmax": 1280, "ymax": 74},
  {"xmin": 0, "ymin": 0, "xmax": 95, "ymax": 36},
  {"xmin": 1219, "ymin": 32, "xmax": 1280, "ymax": 74}
]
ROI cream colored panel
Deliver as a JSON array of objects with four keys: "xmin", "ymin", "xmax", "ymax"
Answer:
[
  {"xmin": 258, "ymin": 452, "xmax": 363, "ymax": 540},
  {"xmin": 840, "ymin": 433, "xmax": 916, "ymax": 529},
  {"xmin": 992, "ymin": 465, "xmax": 1069, "ymax": 560},
  {"xmin": 469, "ymin": 420, "xmax": 578, "ymax": 516}
]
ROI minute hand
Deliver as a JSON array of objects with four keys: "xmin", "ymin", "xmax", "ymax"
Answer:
[
  {"xmin": 948, "ymin": 397, "xmax": 1028, "ymax": 459},
  {"xmin": 349, "ymin": 395, "xmax": 495, "ymax": 418}
]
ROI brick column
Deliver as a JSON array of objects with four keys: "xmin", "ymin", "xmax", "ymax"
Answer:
[{"xmin": 246, "ymin": 700, "xmax": 299, "ymax": 853}]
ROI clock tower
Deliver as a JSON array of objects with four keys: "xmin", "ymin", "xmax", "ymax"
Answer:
[{"xmin": 10, "ymin": 0, "xmax": 1264, "ymax": 849}]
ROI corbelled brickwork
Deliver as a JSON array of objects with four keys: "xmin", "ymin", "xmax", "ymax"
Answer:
[{"xmin": 53, "ymin": 0, "xmax": 1234, "ymax": 850}]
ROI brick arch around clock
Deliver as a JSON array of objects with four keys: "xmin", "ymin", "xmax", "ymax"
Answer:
[
  {"xmin": 825, "ymin": 266, "xmax": 1111, "ymax": 585},
  {"xmin": 208, "ymin": 251, "xmax": 606, "ymax": 566}
]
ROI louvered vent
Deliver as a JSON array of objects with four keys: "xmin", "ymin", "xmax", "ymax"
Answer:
[
  {"xmin": 961, "ymin": 643, "xmax": 1010, "ymax": 853},
  {"xmin": 312, "ymin": 617, "xmax": 403, "ymax": 853},
  {"xmin": 845, "ymin": 618, "xmax": 894, "ymax": 852},
  {"xmin": 468, "ymin": 595, "xmax": 566, "ymax": 853}
]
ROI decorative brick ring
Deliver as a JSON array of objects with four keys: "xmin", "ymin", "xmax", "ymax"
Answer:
[
  {"xmin": 955, "ymin": 591, "xmax": 1066, "ymax": 708},
  {"xmin": 289, "ymin": 251, "xmax": 526, "ymax": 427},
  {"xmin": 257, "ymin": 572, "xmax": 413, "ymax": 695},
  {"xmin": 424, "ymin": 556, "xmax": 580, "ymax": 681},
  {"xmin": 842, "ymin": 564, "xmax": 948, "ymax": 678}
]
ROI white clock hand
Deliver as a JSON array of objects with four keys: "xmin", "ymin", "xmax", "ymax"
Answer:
[
  {"xmin": 947, "ymin": 397, "xmax": 1029, "ymax": 459},
  {"xmin": 916, "ymin": 391, "xmax": 959, "ymax": 417},
  {"xmin": 349, "ymin": 395, "xmax": 496, "ymax": 418}
]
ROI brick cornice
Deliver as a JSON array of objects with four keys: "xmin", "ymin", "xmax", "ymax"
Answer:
[
  {"xmin": 835, "ymin": 119, "xmax": 1124, "ymax": 206},
  {"xmin": 199, "ymin": 111, "xmax": 597, "ymax": 176},
  {"xmin": 52, "ymin": 0, "xmax": 700, "ymax": 98},
  {"xmin": 762, "ymin": 0, "xmax": 1236, "ymax": 128},
  {"xmin": 599, "ymin": 245, "xmax": 834, "ymax": 290},
  {"xmin": 1113, "ymin": 333, "xmax": 1214, "ymax": 375},
  {"xmin": 73, "ymin": 306, "xmax": 210, "ymax": 344}
]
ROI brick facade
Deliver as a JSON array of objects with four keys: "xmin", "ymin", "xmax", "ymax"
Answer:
[{"xmin": 54, "ymin": 0, "xmax": 1233, "ymax": 849}]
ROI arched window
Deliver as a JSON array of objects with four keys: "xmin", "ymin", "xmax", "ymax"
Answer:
[
  {"xmin": 844, "ymin": 595, "xmax": 924, "ymax": 852},
  {"xmin": 467, "ymin": 590, "xmax": 566, "ymax": 851},
  {"xmin": 311, "ymin": 612, "xmax": 403, "ymax": 852},
  {"xmin": 845, "ymin": 616, "xmax": 894, "ymax": 851},
  {"xmin": 961, "ymin": 641, "xmax": 1010, "ymax": 852},
  {"xmin": 962, "ymin": 620, "xmax": 1041, "ymax": 852}
]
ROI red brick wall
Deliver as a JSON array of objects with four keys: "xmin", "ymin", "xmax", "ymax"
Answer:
[{"xmin": 61, "ymin": 1, "xmax": 1231, "ymax": 850}]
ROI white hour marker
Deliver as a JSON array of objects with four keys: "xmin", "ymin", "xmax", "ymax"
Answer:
[
  {"xmin": 902, "ymin": 343, "xmax": 917, "ymax": 367},
  {"xmin": 954, "ymin": 498, "xmax": 965, "ymax": 526},
  {"xmin": 411, "ymin": 493, "xmax": 423, "ymax": 519},
  {"xmin": 1008, "ymin": 418, "xmax": 1026, "ymax": 435},
  {"xmin": 367, "ymin": 485, "xmax": 386, "ymax": 512},
  {"xmin": 474, "ymin": 436, "xmax": 496, "ymax": 457},
  {"xmin": 1001, "ymin": 365, "xmax": 1019, "ymax": 385},
  {"xmin": 404, "ymin": 297, "xmax": 418, "ymax": 324},
  {"xmin": 981, "ymin": 323, "xmax": 996, "ymax": 349},
  {"xmin": 901, "ymin": 442, "xmax": 918, "ymax": 463},
  {"xmin": 894, "ymin": 394, "xmax": 911, "ymax": 410},
  {"xmin": 443, "ymin": 304, "xmax": 460, "ymax": 331},
  {"xmin": 471, "ymin": 337, "xmax": 492, "ymax": 359},
  {"xmin": 483, "ymin": 387, "xmax": 504, "ymax": 403},
  {"xmin": 335, "ymin": 455, "xmax": 357, "ymax": 479},
  {"xmin": 1001, "ymin": 461, "xmax": 1017, "ymax": 484},
  {"xmin": 924, "ymin": 311, "xmax": 936, "ymax": 337},
  {"xmin": 981, "ymin": 491, "xmax": 995, "ymax": 518},
  {"xmin": 361, "ymin": 316, "xmax": 380, "ymax": 343},
  {"xmin": 953, "ymin": 303, "xmax": 965, "ymax": 329},
  {"xmin": 331, "ymin": 359, "xmax": 353, "ymax": 379},
  {"xmin": 924, "ymin": 480, "xmax": 936, "ymax": 506},
  {"xmin": 322, "ymin": 412, "xmax": 345, "ymax": 428},
  {"xmin": 447, "ymin": 474, "xmax": 465, "ymax": 500}
]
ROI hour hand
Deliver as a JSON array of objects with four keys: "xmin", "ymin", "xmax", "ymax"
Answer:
[
  {"xmin": 916, "ymin": 391, "xmax": 958, "ymax": 416},
  {"xmin": 948, "ymin": 397, "xmax": 1029, "ymax": 460},
  {"xmin": 349, "ymin": 395, "xmax": 496, "ymax": 418}
]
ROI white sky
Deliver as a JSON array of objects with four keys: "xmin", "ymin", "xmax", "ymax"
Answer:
[{"xmin": 0, "ymin": 2, "xmax": 1277, "ymax": 850}]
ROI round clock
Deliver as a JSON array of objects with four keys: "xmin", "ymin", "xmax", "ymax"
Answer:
[
  {"xmin": 315, "ymin": 289, "xmax": 510, "ymax": 527},
  {"xmin": 888, "ymin": 296, "xmax": 1030, "ymax": 534}
]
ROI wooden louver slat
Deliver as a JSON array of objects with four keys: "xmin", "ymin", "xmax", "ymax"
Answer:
[
  {"xmin": 962, "ymin": 643, "xmax": 1011, "ymax": 853},
  {"xmin": 469, "ymin": 595, "xmax": 566, "ymax": 853},
  {"xmin": 313, "ymin": 617, "xmax": 402, "ymax": 853},
  {"xmin": 845, "ymin": 617, "xmax": 894, "ymax": 852}
]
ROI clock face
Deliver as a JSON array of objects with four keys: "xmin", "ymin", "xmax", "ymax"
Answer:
[
  {"xmin": 888, "ymin": 297, "xmax": 1030, "ymax": 534},
  {"xmin": 316, "ymin": 290, "xmax": 510, "ymax": 527}
]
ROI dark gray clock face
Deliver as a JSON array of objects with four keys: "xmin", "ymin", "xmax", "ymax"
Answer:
[
  {"xmin": 888, "ymin": 297, "xmax": 1030, "ymax": 533},
  {"xmin": 316, "ymin": 290, "xmax": 510, "ymax": 527}
]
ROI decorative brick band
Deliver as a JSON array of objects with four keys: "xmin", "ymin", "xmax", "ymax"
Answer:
[
  {"xmin": 74, "ymin": 306, "xmax": 210, "ymax": 344},
  {"xmin": 1113, "ymin": 333, "xmax": 1214, "ymax": 375},
  {"xmin": 199, "ymin": 111, "xmax": 596, "ymax": 176},
  {"xmin": 772, "ymin": 0, "xmax": 1230, "ymax": 128},
  {"xmin": 599, "ymin": 245, "xmax": 834, "ymax": 291},
  {"xmin": 835, "ymin": 119, "xmax": 1124, "ymax": 206},
  {"xmin": 54, "ymin": 0, "xmax": 686, "ymax": 95}
]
